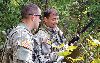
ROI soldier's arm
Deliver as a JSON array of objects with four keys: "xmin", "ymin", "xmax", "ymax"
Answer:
[
  {"xmin": 58, "ymin": 29, "xmax": 66, "ymax": 43},
  {"xmin": 11, "ymin": 30, "xmax": 33, "ymax": 51},
  {"xmin": 33, "ymin": 30, "xmax": 48, "ymax": 44}
]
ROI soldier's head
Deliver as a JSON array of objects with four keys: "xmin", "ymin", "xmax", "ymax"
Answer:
[
  {"xmin": 43, "ymin": 8, "xmax": 59, "ymax": 28},
  {"xmin": 21, "ymin": 3, "xmax": 41, "ymax": 30}
]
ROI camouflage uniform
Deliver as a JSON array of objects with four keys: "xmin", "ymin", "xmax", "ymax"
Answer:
[
  {"xmin": 33, "ymin": 25, "xmax": 66, "ymax": 63},
  {"xmin": 4, "ymin": 23, "xmax": 34, "ymax": 63}
]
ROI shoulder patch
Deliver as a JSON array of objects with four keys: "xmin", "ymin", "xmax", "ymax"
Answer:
[{"xmin": 21, "ymin": 40, "xmax": 31, "ymax": 49}]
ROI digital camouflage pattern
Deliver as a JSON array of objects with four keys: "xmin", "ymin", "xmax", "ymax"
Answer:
[
  {"xmin": 2, "ymin": 23, "xmax": 34, "ymax": 63},
  {"xmin": 33, "ymin": 25, "xmax": 66, "ymax": 63}
]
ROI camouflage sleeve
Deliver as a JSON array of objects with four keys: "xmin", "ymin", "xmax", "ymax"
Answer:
[
  {"xmin": 11, "ymin": 29, "xmax": 34, "ymax": 51},
  {"xmin": 58, "ymin": 29, "xmax": 66, "ymax": 43},
  {"xmin": 33, "ymin": 30, "xmax": 48, "ymax": 45},
  {"xmin": 9, "ymin": 29, "xmax": 34, "ymax": 61}
]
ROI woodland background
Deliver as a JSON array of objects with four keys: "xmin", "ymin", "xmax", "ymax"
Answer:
[{"xmin": 0, "ymin": 0, "xmax": 100, "ymax": 63}]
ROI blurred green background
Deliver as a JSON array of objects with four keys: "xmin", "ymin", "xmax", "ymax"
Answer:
[{"xmin": 0, "ymin": 0, "xmax": 100, "ymax": 63}]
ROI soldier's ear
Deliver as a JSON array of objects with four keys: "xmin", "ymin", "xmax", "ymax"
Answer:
[
  {"xmin": 31, "ymin": 15, "xmax": 35, "ymax": 21},
  {"xmin": 44, "ymin": 17, "xmax": 47, "ymax": 23},
  {"xmin": 32, "ymin": 16, "xmax": 34, "ymax": 19}
]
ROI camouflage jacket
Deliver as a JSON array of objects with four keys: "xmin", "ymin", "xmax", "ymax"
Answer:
[
  {"xmin": 4, "ymin": 23, "xmax": 34, "ymax": 63},
  {"xmin": 33, "ymin": 25, "xmax": 66, "ymax": 62}
]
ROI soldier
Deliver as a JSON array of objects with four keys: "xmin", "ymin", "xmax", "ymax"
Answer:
[
  {"xmin": 33, "ymin": 8, "xmax": 66, "ymax": 63},
  {"xmin": 3, "ymin": 3, "xmax": 41, "ymax": 63}
]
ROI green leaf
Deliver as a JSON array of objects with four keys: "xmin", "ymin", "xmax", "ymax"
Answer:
[
  {"xmin": 58, "ymin": 51, "xmax": 71, "ymax": 57},
  {"xmin": 67, "ymin": 46, "xmax": 77, "ymax": 51},
  {"xmin": 91, "ymin": 59, "xmax": 100, "ymax": 63}
]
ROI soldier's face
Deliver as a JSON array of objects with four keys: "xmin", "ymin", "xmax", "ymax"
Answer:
[
  {"xmin": 44, "ymin": 13, "xmax": 59, "ymax": 28},
  {"xmin": 33, "ymin": 8, "xmax": 41, "ymax": 29}
]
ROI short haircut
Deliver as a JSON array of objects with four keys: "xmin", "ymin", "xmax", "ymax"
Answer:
[
  {"xmin": 44, "ymin": 8, "xmax": 58, "ymax": 18},
  {"xmin": 21, "ymin": 3, "xmax": 39, "ymax": 18}
]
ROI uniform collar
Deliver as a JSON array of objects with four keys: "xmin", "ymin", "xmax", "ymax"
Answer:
[
  {"xmin": 43, "ymin": 25, "xmax": 59, "ymax": 33},
  {"xmin": 18, "ymin": 23, "xmax": 31, "ymax": 32}
]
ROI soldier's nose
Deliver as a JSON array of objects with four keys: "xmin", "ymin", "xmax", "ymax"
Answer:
[
  {"xmin": 55, "ymin": 20, "xmax": 58, "ymax": 24},
  {"xmin": 39, "ymin": 19, "xmax": 41, "ymax": 23}
]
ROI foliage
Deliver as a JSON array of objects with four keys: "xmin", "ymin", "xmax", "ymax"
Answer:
[
  {"xmin": 91, "ymin": 59, "xmax": 100, "ymax": 63},
  {"xmin": 66, "ymin": 57, "xmax": 84, "ymax": 63},
  {"xmin": 86, "ymin": 35, "xmax": 100, "ymax": 60},
  {"xmin": 0, "ymin": 0, "xmax": 100, "ymax": 63},
  {"xmin": 57, "ymin": 45, "xmax": 77, "ymax": 57}
]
